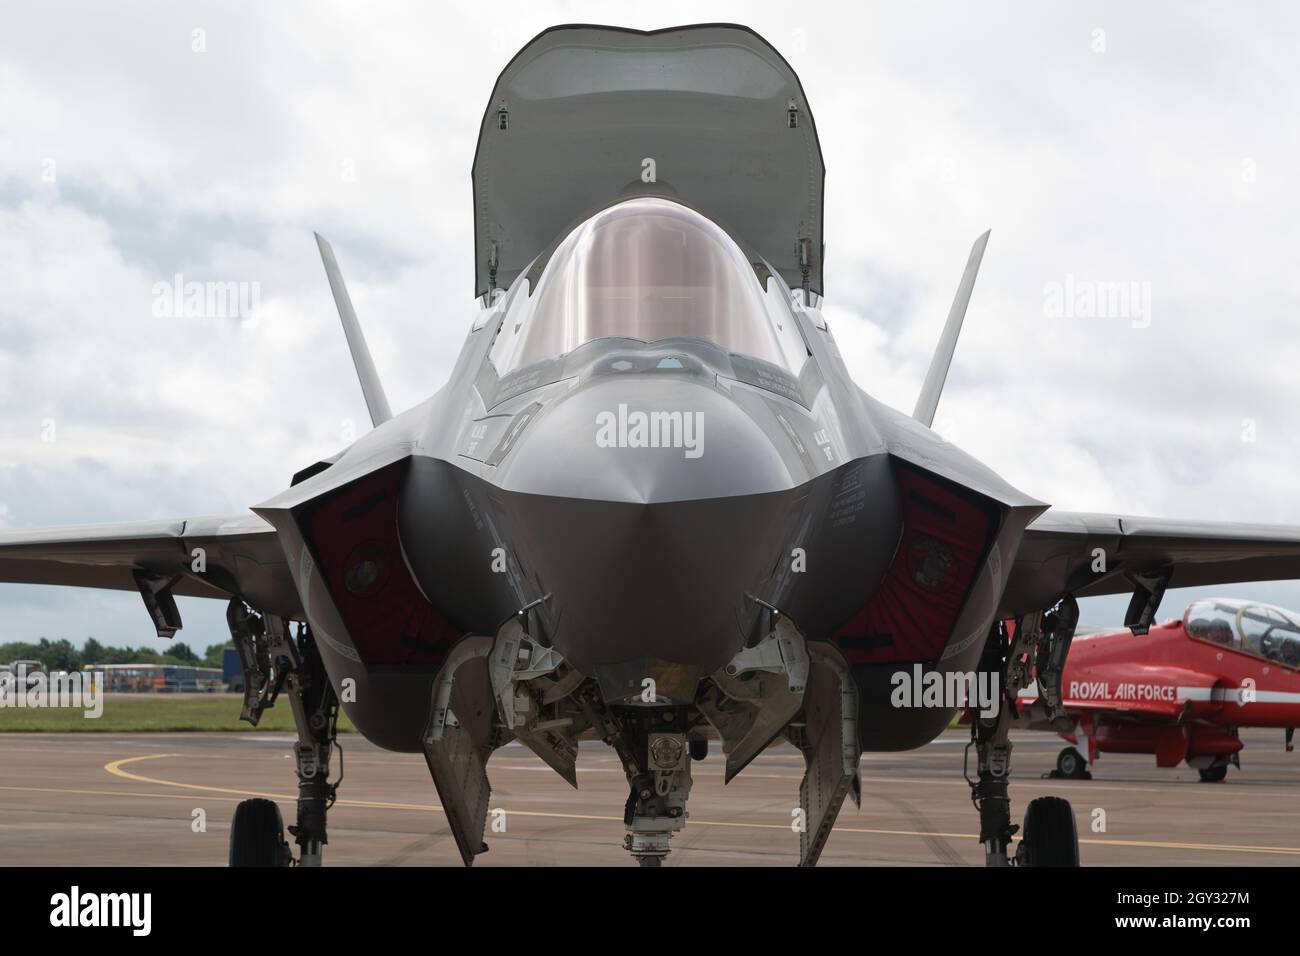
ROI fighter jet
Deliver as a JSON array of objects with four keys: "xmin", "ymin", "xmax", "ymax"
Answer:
[{"xmin": 6, "ymin": 23, "xmax": 1300, "ymax": 868}]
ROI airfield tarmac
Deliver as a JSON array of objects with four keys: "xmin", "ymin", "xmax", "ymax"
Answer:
[{"xmin": 0, "ymin": 728, "xmax": 1297, "ymax": 866}]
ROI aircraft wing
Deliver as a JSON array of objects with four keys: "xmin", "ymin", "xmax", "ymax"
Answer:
[
  {"xmin": 0, "ymin": 513, "xmax": 300, "ymax": 629},
  {"xmin": 1001, "ymin": 510, "xmax": 1300, "ymax": 618}
]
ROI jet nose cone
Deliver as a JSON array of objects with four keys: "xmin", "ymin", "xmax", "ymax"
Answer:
[
  {"xmin": 494, "ymin": 376, "xmax": 796, "ymax": 504},
  {"xmin": 495, "ymin": 482, "xmax": 795, "ymax": 680},
  {"xmin": 485, "ymin": 374, "xmax": 805, "ymax": 679}
]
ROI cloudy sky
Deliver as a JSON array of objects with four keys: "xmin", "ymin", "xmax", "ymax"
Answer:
[{"xmin": 3, "ymin": 1, "xmax": 1300, "ymax": 652}]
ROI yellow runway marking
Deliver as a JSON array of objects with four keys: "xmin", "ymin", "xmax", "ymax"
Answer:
[{"xmin": 97, "ymin": 753, "xmax": 1300, "ymax": 857}]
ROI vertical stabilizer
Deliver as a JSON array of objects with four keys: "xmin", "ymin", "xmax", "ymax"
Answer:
[
  {"xmin": 314, "ymin": 233, "xmax": 393, "ymax": 427},
  {"xmin": 913, "ymin": 230, "xmax": 991, "ymax": 427}
]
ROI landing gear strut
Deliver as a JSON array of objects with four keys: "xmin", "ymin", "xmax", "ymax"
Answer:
[
  {"xmin": 613, "ymin": 705, "xmax": 697, "ymax": 867},
  {"xmin": 966, "ymin": 621, "xmax": 1017, "ymax": 866},
  {"xmin": 226, "ymin": 599, "xmax": 342, "ymax": 867},
  {"xmin": 966, "ymin": 610, "xmax": 1081, "ymax": 867}
]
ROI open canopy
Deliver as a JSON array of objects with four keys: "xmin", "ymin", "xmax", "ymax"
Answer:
[
  {"xmin": 472, "ymin": 23, "xmax": 825, "ymax": 298},
  {"xmin": 487, "ymin": 198, "xmax": 809, "ymax": 374}
]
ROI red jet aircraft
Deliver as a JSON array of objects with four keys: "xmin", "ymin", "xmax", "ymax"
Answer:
[{"xmin": 1014, "ymin": 598, "xmax": 1300, "ymax": 781}]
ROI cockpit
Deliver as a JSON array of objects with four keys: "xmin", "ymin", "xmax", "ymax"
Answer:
[
  {"xmin": 1185, "ymin": 598, "xmax": 1300, "ymax": 667},
  {"xmin": 487, "ymin": 198, "xmax": 809, "ymax": 376}
]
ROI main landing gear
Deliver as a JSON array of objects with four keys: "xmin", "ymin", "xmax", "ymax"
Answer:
[
  {"xmin": 966, "ymin": 604, "xmax": 1081, "ymax": 867},
  {"xmin": 1198, "ymin": 763, "xmax": 1229, "ymax": 783},
  {"xmin": 1193, "ymin": 752, "xmax": 1237, "ymax": 783},
  {"xmin": 1054, "ymin": 746, "xmax": 1091, "ymax": 780},
  {"xmin": 226, "ymin": 600, "xmax": 342, "ymax": 867}
]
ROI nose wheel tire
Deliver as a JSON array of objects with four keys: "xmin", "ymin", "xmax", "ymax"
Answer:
[
  {"xmin": 1017, "ymin": 796, "xmax": 1079, "ymax": 867},
  {"xmin": 229, "ymin": 798, "xmax": 292, "ymax": 867}
]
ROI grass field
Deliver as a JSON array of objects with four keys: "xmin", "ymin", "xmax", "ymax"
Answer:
[
  {"xmin": 0, "ymin": 692, "xmax": 962, "ymax": 734},
  {"xmin": 0, "ymin": 694, "xmax": 358, "ymax": 733}
]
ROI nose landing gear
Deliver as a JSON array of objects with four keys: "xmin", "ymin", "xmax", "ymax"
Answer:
[
  {"xmin": 622, "ymin": 762, "xmax": 693, "ymax": 866},
  {"xmin": 613, "ymin": 707, "xmax": 697, "ymax": 867}
]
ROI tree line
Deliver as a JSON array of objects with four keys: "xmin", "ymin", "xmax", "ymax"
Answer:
[{"xmin": 0, "ymin": 637, "xmax": 233, "ymax": 672}]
